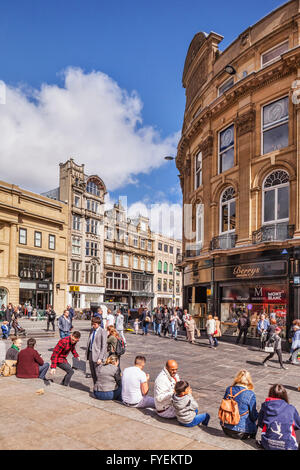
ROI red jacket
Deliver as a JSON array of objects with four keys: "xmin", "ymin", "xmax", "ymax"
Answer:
[{"xmin": 16, "ymin": 347, "xmax": 44, "ymax": 378}]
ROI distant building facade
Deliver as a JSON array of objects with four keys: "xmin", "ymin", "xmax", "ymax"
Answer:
[
  {"xmin": 153, "ymin": 233, "xmax": 183, "ymax": 308},
  {"xmin": 0, "ymin": 180, "xmax": 68, "ymax": 312}
]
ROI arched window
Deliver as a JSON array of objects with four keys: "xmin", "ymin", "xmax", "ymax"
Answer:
[
  {"xmin": 263, "ymin": 170, "xmax": 289, "ymax": 224},
  {"xmin": 169, "ymin": 263, "xmax": 173, "ymax": 274},
  {"xmin": 163, "ymin": 262, "xmax": 168, "ymax": 274},
  {"xmin": 196, "ymin": 204, "xmax": 204, "ymax": 247},
  {"xmin": 220, "ymin": 187, "xmax": 236, "ymax": 234},
  {"xmin": 158, "ymin": 260, "xmax": 162, "ymax": 273}
]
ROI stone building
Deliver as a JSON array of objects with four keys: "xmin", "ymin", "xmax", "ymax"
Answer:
[
  {"xmin": 0, "ymin": 180, "xmax": 68, "ymax": 312},
  {"xmin": 43, "ymin": 158, "xmax": 106, "ymax": 310},
  {"xmin": 153, "ymin": 233, "xmax": 183, "ymax": 308},
  {"xmin": 104, "ymin": 201, "xmax": 155, "ymax": 310},
  {"xmin": 176, "ymin": 0, "xmax": 300, "ymax": 339}
]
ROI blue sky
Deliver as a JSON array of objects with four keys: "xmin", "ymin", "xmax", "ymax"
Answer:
[{"xmin": 0, "ymin": 0, "xmax": 285, "ymax": 210}]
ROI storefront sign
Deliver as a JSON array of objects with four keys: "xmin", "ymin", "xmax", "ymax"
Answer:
[
  {"xmin": 221, "ymin": 285, "xmax": 287, "ymax": 304},
  {"xmin": 69, "ymin": 286, "xmax": 80, "ymax": 292},
  {"xmin": 37, "ymin": 283, "xmax": 49, "ymax": 290},
  {"xmin": 80, "ymin": 286, "xmax": 105, "ymax": 294},
  {"xmin": 215, "ymin": 260, "xmax": 287, "ymax": 281}
]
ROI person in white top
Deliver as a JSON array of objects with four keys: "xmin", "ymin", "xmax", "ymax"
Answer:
[
  {"xmin": 121, "ymin": 355, "xmax": 155, "ymax": 408},
  {"xmin": 206, "ymin": 314, "xmax": 217, "ymax": 348},
  {"xmin": 100, "ymin": 305, "xmax": 108, "ymax": 329},
  {"xmin": 154, "ymin": 360, "xmax": 180, "ymax": 418},
  {"xmin": 106, "ymin": 309, "xmax": 115, "ymax": 328}
]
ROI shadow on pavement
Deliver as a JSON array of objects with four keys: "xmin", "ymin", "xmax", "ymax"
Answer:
[{"xmin": 69, "ymin": 381, "xmax": 91, "ymax": 393}]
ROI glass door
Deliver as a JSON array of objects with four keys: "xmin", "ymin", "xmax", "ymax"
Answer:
[{"xmin": 36, "ymin": 291, "xmax": 49, "ymax": 311}]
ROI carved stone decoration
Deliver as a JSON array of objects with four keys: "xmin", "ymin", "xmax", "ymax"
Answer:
[
  {"xmin": 185, "ymin": 51, "xmax": 209, "ymax": 109},
  {"xmin": 182, "ymin": 32, "xmax": 208, "ymax": 85},
  {"xmin": 200, "ymin": 134, "xmax": 214, "ymax": 159},
  {"xmin": 235, "ymin": 108, "xmax": 256, "ymax": 136}
]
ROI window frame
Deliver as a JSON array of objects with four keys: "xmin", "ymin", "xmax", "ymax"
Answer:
[
  {"xmin": 218, "ymin": 76, "xmax": 234, "ymax": 97},
  {"xmin": 49, "ymin": 234, "xmax": 56, "ymax": 250},
  {"xmin": 262, "ymin": 170, "xmax": 289, "ymax": 225},
  {"xmin": 218, "ymin": 124, "xmax": 235, "ymax": 174},
  {"xmin": 194, "ymin": 151, "xmax": 203, "ymax": 189},
  {"xmin": 34, "ymin": 231, "xmax": 42, "ymax": 248},
  {"xmin": 261, "ymin": 95, "xmax": 289, "ymax": 156},
  {"xmin": 261, "ymin": 40, "xmax": 289, "ymax": 68},
  {"xmin": 220, "ymin": 188, "xmax": 236, "ymax": 235},
  {"xmin": 19, "ymin": 228, "xmax": 27, "ymax": 245}
]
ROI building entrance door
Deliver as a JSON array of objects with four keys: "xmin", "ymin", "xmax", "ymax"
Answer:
[{"xmin": 36, "ymin": 291, "xmax": 49, "ymax": 311}]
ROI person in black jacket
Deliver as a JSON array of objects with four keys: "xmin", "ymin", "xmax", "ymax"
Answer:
[
  {"xmin": 153, "ymin": 308, "xmax": 162, "ymax": 336},
  {"xmin": 162, "ymin": 308, "xmax": 171, "ymax": 337},
  {"xmin": 236, "ymin": 312, "xmax": 250, "ymax": 345},
  {"xmin": 45, "ymin": 306, "xmax": 56, "ymax": 331},
  {"xmin": 4, "ymin": 303, "xmax": 13, "ymax": 337}
]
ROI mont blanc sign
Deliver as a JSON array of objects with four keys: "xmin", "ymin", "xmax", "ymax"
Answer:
[{"xmin": 215, "ymin": 260, "xmax": 287, "ymax": 281}]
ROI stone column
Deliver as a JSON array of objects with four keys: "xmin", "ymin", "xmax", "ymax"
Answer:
[{"xmin": 9, "ymin": 223, "xmax": 18, "ymax": 277}]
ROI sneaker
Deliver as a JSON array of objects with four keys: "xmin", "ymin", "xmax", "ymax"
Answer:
[
  {"xmin": 281, "ymin": 366, "xmax": 288, "ymax": 370},
  {"xmin": 263, "ymin": 362, "xmax": 268, "ymax": 367}
]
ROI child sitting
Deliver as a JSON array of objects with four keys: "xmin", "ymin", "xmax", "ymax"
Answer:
[
  {"xmin": 172, "ymin": 380, "xmax": 210, "ymax": 427},
  {"xmin": 1, "ymin": 321, "xmax": 9, "ymax": 339}
]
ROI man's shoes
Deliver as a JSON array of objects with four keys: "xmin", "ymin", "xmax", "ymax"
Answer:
[
  {"xmin": 256, "ymin": 440, "xmax": 264, "ymax": 449},
  {"xmin": 281, "ymin": 366, "xmax": 288, "ymax": 370},
  {"xmin": 263, "ymin": 362, "xmax": 268, "ymax": 367}
]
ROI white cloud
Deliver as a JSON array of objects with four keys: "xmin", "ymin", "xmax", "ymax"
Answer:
[{"xmin": 0, "ymin": 67, "xmax": 180, "ymax": 192}]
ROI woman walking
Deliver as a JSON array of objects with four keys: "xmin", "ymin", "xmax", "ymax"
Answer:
[
  {"xmin": 170, "ymin": 310, "xmax": 182, "ymax": 340},
  {"xmin": 262, "ymin": 327, "xmax": 288, "ymax": 370}
]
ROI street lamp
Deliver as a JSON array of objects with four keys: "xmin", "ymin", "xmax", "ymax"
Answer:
[{"xmin": 224, "ymin": 64, "xmax": 236, "ymax": 75}]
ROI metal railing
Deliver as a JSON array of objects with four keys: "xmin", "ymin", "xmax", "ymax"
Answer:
[
  {"xmin": 210, "ymin": 233, "xmax": 237, "ymax": 250},
  {"xmin": 252, "ymin": 223, "xmax": 294, "ymax": 244}
]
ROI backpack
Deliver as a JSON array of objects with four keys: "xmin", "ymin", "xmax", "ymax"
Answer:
[
  {"xmin": 218, "ymin": 387, "xmax": 249, "ymax": 426},
  {"xmin": 0, "ymin": 360, "xmax": 17, "ymax": 377},
  {"xmin": 115, "ymin": 338, "xmax": 126, "ymax": 356}
]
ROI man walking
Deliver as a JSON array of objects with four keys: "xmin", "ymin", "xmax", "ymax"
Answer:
[
  {"xmin": 153, "ymin": 308, "xmax": 162, "ymax": 336},
  {"xmin": 58, "ymin": 309, "xmax": 72, "ymax": 338},
  {"xmin": 4, "ymin": 303, "xmax": 13, "ymax": 337},
  {"xmin": 45, "ymin": 305, "xmax": 56, "ymax": 331},
  {"xmin": 50, "ymin": 331, "xmax": 81, "ymax": 386},
  {"xmin": 86, "ymin": 317, "xmax": 107, "ymax": 385}
]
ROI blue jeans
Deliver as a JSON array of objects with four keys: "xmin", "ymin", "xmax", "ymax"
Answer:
[
  {"xmin": 94, "ymin": 386, "xmax": 122, "ymax": 401},
  {"xmin": 39, "ymin": 363, "xmax": 50, "ymax": 380},
  {"xmin": 154, "ymin": 322, "xmax": 161, "ymax": 335},
  {"xmin": 59, "ymin": 330, "xmax": 70, "ymax": 339},
  {"xmin": 180, "ymin": 409, "xmax": 210, "ymax": 427},
  {"xmin": 143, "ymin": 323, "xmax": 149, "ymax": 335},
  {"xmin": 208, "ymin": 334, "xmax": 218, "ymax": 347}
]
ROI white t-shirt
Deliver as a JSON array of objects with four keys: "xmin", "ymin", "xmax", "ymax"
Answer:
[
  {"xmin": 122, "ymin": 366, "xmax": 147, "ymax": 404},
  {"xmin": 107, "ymin": 313, "xmax": 115, "ymax": 327}
]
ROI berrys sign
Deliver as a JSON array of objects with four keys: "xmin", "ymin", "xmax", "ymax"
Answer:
[
  {"xmin": 221, "ymin": 285, "xmax": 286, "ymax": 304},
  {"xmin": 215, "ymin": 260, "xmax": 287, "ymax": 281}
]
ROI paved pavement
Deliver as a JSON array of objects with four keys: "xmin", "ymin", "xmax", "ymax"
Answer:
[{"xmin": 1, "ymin": 319, "xmax": 300, "ymax": 450}]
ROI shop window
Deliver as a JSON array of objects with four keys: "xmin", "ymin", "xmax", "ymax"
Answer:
[
  {"xmin": 219, "ymin": 124, "xmax": 234, "ymax": 173},
  {"xmin": 263, "ymin": 170, "xmax": 289, "ymax": 224},
  {"xmin": 261, "ymin": 41, "xmax": 288, "ymax": 68},
  {"xmin": 220, "ymin": 187, "xmax": 236, "ymax": 234},
  {"xmin": 262, "ymin": 96, "xmax": 289, "ymax": 154}
]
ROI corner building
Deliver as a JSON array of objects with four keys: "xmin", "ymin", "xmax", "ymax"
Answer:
[{"xmin": 176, "ymin": 0, "xmax": 300, "ymax": 341}]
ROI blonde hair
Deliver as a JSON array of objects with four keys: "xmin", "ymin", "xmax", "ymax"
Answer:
[
  {"xmin": 105, "ymin": 354, "xmax": 119, "ymax": 365},
  {"xmin": 207, "ymin": 314, "xmax": 213, "ymax": 320},
  {"xmin": 232, "ymin": 369, "xmax": 254, "ymax": 390}
]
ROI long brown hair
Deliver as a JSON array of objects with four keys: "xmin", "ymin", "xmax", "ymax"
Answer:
[
  {"xmin": 268, "ymin": 384, "xmax": 289, "ymax": 403},
  {"xmin": 107, "ymin": 326, "xmax": 120, "ymax": 339}
]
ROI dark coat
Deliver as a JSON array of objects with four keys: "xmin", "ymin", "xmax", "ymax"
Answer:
[
  {"xmin": 16, "ymin": 347, "xmax": 44, "ymax": 378},
  {"xmin": 4, "ymin": 308, "xmax": 13, "ymax": 323}
]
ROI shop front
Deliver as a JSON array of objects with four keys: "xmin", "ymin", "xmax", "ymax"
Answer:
[
  {"xmin": 19, "ymin": 254, "xmax": 54, "ymax": 310},
  {"xmin": 215, "ymin": 257, "xmax": 289, "ymax": 339},
  {"xmin": 68, "ymin": 285, "xmax": 105, "ymax": 310}
]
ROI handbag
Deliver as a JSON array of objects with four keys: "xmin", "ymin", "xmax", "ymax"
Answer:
[
  {"xmin": 0, "ymin": 359, "xmax": 17, "ymax": 377},
  {"xmin": 213, "ymin": 329, "xmax": 218, "ymax": 336},
  {"xmin": 264, "ymin": 345, "xmax": 274, "ymax": 353}
]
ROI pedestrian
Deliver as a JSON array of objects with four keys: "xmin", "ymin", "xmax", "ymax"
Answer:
[
  {"xmin": 93, "ymin": 354, "xmax": 122, "ymax": 402},
  {"xmin": 287, "ymin": 320, "xmax": 300, "ymax": 365},
  {"xmin": 5, "ymin": 336, "xmax": 22, "ymax": 360},
  {"xmin": 16, "ymin": 338, "xmax": 50, "ymax": 383},
  {"xmin": 86, "ymin": 317, "xmax": 107, "ymax": 385},
  {"xmin": 4, "ymin": 304, "xmax": 13, "ymax": 336},
  {"xmin": 27, "ymin": 303, "xmax": 33, "ymax": 319},
  {"xmin": 115, "ymin": 309, "xmax": 126, "ymax": 345},
  {"xmin": 236, "ymin": 311, "xmax": 250, "ymax": 345},
  {"xmin": 170, "ymin": 311, "xmax": 182, "ymax": 340},
  {"xmin": 214, "ymin": 315, "xmax": 222, "ymax": 342},
  {"xmin": 67, "ymin": 305, "xmax": 75, "ymax": 329},
  {"xmin": 1, "ymin": 321, "xmax": 10, "ymax": 339},
  {"xmin": 257, "ymin": 384, "xmax": 300, "ymax": 450},
  {"xmin": 121, "ymin": 355, "xmax": 155, "ymax": 408},
  {"xmin": 206, "ymin": 314, "xmax": 217, "ymax": 348},
  {"xmin": 257, "ymin": 313, "xmax": 270, "ymax": 350},
  {"xmin": 45, "ymin": 306, "xmax": 56, "ymax": 331},
  {"xmin": 153, "ymin": 308, "xmax": 162, "ymax": 336},
  {"xmin": 12, "ymin": 316, "xmax": 26, "ymax": 336},
  {"xmin": 50, "ymin": 331, "xmax": 81, "ymax": 386},
  {"xmin": 262, "ymin": 327, "xmax": 288, "ymax": 370},
  {"xmin": 106, "ymin": 309, "xmax": 115, "ymax": 328},
  {"xmin": 154, "ymin": 360, "xmax": 180, "ymax": 418},
  {"xmin": 94, "ymin": 307, "xmax": 104, "ymax": 328},
  {"xmin": 220, "ymin": 369, "xmax": 258, "ymax": 440},
  {"xmin": 133, "ymin": 318, "xmax": 139, "ymax": 335},
  {"xmin": 58, "ymin": 309, "xmax": 72, "ymax": 338},
  {"xmin": 161, "ymin": 308, "xmax": 170, "ymax": 337},
  {"xmin": 172, "ymin": 380, "xmax": 210, "ymax": 427},
  {"xmin": 141, "ymin": 309, "xmax": 151, "ymax": 336},
  {"xmin": 185, "ymin": 314, "xmax": 196, "ymax": 344}
]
